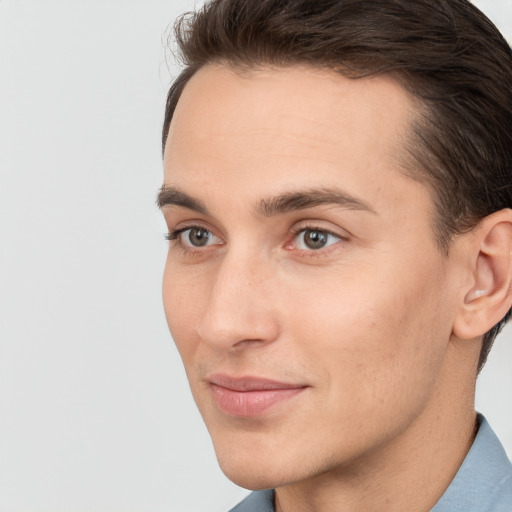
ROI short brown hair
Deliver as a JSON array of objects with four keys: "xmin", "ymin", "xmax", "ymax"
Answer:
[{"xmin": 162, "ymin": 0, "xmax": 512, "ymax": 371}]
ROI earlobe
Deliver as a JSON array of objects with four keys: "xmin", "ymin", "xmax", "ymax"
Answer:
[{"xmin": 453, "ymin": 209, "xmax": 512, "ymax": 340}]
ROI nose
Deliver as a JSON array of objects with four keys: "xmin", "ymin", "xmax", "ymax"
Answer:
[{"xmin": 196, "ymin": 250, "xmax": 280, "ymax": 350}]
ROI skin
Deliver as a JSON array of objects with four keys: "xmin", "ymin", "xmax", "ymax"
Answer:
[{"xmin": 160, "ymin": 64, "xmax": 486, "ymax": 512}]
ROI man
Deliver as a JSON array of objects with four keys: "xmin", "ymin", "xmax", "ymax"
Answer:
[{"xmin": 157, "ymin": 1, "xmax": 512, "ymax": 510}]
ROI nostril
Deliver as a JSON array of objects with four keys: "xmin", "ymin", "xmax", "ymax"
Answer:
[
  {"xmin": 232, "ymin": 337, "xmax": 271, "ymax": 349},
  {"xmin": 196, "ymin": 306, "xmax": 280, "ymax": 350}
]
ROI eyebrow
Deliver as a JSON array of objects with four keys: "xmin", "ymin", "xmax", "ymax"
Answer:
[
  {"xmin": 157, "ymin": 185, "xmax": 375, "ymax": 216},
  {"xmin": 157, "ymin": 185, "xmax": 209, "ymax": 214},
  {"xmin": 257, "ymin": 188, "xmax": 376, "ymax": 216}
]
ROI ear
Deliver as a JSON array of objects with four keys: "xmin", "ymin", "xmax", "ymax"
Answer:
[{"xmin": 452, "ymin": 209, "xmax": 512, "ymax": 340}]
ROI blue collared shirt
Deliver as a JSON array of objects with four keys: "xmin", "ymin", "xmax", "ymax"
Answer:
[{"xmin": 229, "ymin": 415, "xmax": 512, "ymax": 512}]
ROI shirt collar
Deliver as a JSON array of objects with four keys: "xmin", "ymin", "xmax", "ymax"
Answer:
[{"xmin": 431, "ymin": 413, "xmax": 512, "ymax": 512}]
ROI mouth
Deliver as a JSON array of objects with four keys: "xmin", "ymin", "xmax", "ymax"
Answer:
[{"xmin": 207, "ymin": 374, "xmax": 308, "ymax": 418}]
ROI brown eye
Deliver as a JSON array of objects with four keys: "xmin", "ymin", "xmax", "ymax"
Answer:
[
  {"xmin": 303, "ymin": 230, "xmax": 328, "ymax": 249},
  {"xmin": 187, "ymin": 228, "xmax": 211, "ymax": 246},
  {"xmin": 294, "ymin": 229, "xmax": 340, "ymax": 250},
  {"xmin": 176, "ymin": 227, "xmax": 221, "ymax": 248}
]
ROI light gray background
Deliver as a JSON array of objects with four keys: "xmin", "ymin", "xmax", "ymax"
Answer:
[{"xmin": 0, "ymin": 1, "xmax": 510, "ymax": 511}]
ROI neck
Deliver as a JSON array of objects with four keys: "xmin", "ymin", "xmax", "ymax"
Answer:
[{"xmin": 275, "ymin": 344, "xmax": 479, "ymax": 512}]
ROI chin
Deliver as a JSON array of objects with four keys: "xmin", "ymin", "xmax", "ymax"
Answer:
[
  {"xmin": 218, "ymin": 456, "xmax": 290, "ymax": 490},
  {"xmin": 210, "ymin": 432, "xmax": 292, "ymax": 489},
  {"xmin": 222, "ymin": 467, "xmax": 277, "ymax": 490},
  {"xmin": 212, "ymin": 430, "xmax": 319, "ymax": 490}
]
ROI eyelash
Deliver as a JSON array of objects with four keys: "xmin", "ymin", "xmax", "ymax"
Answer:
[
  {"xmin": 165, "ymin": 225, "xmax": 221, "ymax": 253},
  {"xmin": 164, "ymin": 226, "xmax": 212, "ymax": 243},
  {"xmin": 164, "ymin": 223, "xmax": 346, "ymax": 255},
  {"xmin": 164, "ymin": 229, "xmax": 185, "ymax": 241},
  {"xmin": 288, "ymin": 224, "xmax": 345, "ymax": 254}
]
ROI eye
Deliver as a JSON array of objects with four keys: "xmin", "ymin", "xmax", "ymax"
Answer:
[
  {"xmin": 169, "ymin": 227, "xmax": 222, "ymax": 248},
  {"xmin": 293, "ymin": 228, "xmax": 341, "ymax": 250}
]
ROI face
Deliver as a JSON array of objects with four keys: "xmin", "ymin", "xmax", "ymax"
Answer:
[{"xmin": 160, "ymin": 64, "xmax": 462, "ymax": 489}]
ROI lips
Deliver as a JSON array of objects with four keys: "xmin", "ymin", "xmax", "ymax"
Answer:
[{"xmin": 208, "ymin": 374, "xmax": 307, "ymax": 417}]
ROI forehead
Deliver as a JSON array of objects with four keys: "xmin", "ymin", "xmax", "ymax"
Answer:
[
  {"xmin": 163, "ymin": 64, "xmax": 425, "ymax": 218},
  {"xmin": 165, "ymin": 64, "xmax": 414, "ymax": 165}
]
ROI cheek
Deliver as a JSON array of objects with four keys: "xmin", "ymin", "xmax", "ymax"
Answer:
[
  {"xmin": 285, "ymin": 259, "xmax": 451, "ymax": 406},
  {"xmin": 162, "ymin": 258, "xmax": 204, "ymax": 362}
]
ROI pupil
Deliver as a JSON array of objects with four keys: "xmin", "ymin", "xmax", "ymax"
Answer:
[
  {"xmin": 189, "ymin": 228, "xmax": 209, "ymax": 247},
  {"xmin": 304, "ymin": 230, "xmax": 327, "ymax": 249}
]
